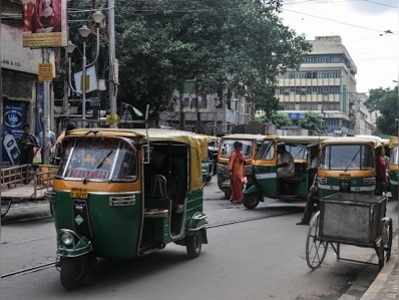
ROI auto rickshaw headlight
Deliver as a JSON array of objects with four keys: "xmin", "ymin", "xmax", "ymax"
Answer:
[{"xmin": 61, "ymin": 232, "xmax": 74, "ymax": 246}]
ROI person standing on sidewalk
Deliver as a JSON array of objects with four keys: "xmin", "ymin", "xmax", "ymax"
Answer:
[
  {"xmin": 375, "ymin": 146, "xmax": 387, "ymax": 196},
  {"xmin": 18, "ymin": 124, "xmax": 39, "ymax": 165},
  {"xmin": 228, "ymin": 141, "xmax": 245, "ymax": 204}
]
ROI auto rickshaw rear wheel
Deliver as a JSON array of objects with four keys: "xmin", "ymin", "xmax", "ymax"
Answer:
[
  {"xmin": 60, "ymin": 255, "xmax": 90, "ymax": 290},
  {"xmin": 1, "ymin": 198, "xmax": 12, "ymax": 219},
  {"xmin": 186, "ymin": 232, "xmax": 202, "ymax": 259},
  {"xmin": 242, "ymin": 193, "xmax": 259, "ymax": 210}
]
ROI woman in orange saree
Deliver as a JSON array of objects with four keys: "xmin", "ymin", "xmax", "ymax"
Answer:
[{"xmin": 228, "ymin": 141, "xmax": 245, "ymax": 204}]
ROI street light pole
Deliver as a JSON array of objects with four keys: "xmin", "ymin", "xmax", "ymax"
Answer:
[
  {"xmin": 82, "ymin": 39, "xmax": 87, "ymax": 123},
  {"xmin": 108, "ymin": 0, "xmax": 117, "ymax": 125}
]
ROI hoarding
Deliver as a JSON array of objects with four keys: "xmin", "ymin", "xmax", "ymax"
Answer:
[{"xmin": 22, "ymin": 0, "xmax": 67, "ymax": 48}]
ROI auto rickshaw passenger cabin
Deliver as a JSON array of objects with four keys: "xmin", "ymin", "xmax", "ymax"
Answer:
[{"xmin": 243, "ymin": 135, "xmax": 325, "ymax": 209}]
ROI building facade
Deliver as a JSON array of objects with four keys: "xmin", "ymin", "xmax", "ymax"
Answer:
[
  {"xmin": 276, "ymin": 36, "xmax": 357, "ymax": 135},
  {"xmin": 352, "ymin": 93, "xmax": 377, "ymax": 135},
  {"xmin": 1, "ymin": 0, "xmax": 42, "ymax": 164},
  {"xmin": 159, "ymin": 81, "xmax": 252, "ymax": 135}
]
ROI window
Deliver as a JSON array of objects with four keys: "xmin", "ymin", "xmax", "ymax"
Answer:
[
  {"xmin": 320, "ymin": 144, "xmax": 374, "ymax": 170},
  {"xmin": 60, "ymin": 139, "xmax": 137, "ymax": 181},
  {"xmin": 256, "ymin": 141, "xmax": 274, "ymax": 160},
  {"xmin": 286, "ymin": 144, "xmax": 308, "ymax": 160},
  {"xmin": 220, "ymin": 139, "xmax": 253, "ymax": 159}
]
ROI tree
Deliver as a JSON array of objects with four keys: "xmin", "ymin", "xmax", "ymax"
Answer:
[
  {"xmin": 297, "ymin": 112, "xmax": 324, "ymax": 133},
  {"xmin": 67, "ymin": 0, "xmax": 310, "ymax": 122},
  {"xmin": 366, "ymin": 87, "xmax": 398, "ymax": 135}
]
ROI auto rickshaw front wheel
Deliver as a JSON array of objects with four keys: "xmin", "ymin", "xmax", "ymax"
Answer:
[
  {"xmin": 60, "ymin": 255, "xmax": 90, "ymax": 290},
  {"xmin": 186, "ymin": 232, "xmax": 202, "ymax": 259},
  {"xmin": 242, "ymin": 193, "xmax": 259, "ymax": 210}
]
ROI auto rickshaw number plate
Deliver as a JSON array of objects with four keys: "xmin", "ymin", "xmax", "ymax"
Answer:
[
  {"xmin": 71, "ymin": 189, "xmax": 88, "ymax": 199},
  {"xmin": 109, "ymin": 195, "xmax": 136, "ymax": 207}
]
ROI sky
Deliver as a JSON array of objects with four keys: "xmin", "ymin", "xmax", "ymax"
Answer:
[{"xmin": 280, "ymin": 0, "xmax": 398, "ymax": 93}]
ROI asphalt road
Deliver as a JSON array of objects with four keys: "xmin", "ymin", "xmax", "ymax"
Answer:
[{"xmin": 0, "ymin": 178, "xmax": 397, "ymax": 300}]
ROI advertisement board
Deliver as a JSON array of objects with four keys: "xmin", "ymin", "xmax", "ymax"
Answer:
[{"xmin": 22, "ymin": 0, "xmax": 67, "ymax": 48}]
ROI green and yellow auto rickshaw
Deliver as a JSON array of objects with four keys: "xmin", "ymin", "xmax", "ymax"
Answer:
[
  {"xmin": 243, "ymin": 136, "xmax": 324, "ymax": 209},
  {"xmin": 317, "ymin": 136, "xmax": 383, "ymax": 197},
  {"xmin": 217, "ymin": 134, "xmax": 264, "ymax": 199},
  {"xmin": 51, "ymin": 128, "xmax": 208, "ymax": 290}
]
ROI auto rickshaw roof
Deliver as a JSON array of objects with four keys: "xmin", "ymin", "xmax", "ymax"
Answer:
[
  {"xmin": 221, "ymin": 133, "xmax": 265, "ymax": 141},
  {"xmin": 321, "ymin": 136, "xmax": 383, "ymax": 147},
  {"xmin": 264, "ymin": 135, "xmax": 327, "ymax": 144},
  {"xmin": 66, "ymin": 128, "xmax": 145, "ymax": 139}
]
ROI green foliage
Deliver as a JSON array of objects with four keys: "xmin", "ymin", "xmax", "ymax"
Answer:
[
  {"xmin": 68, "ymin": 0, "xmax": 310, "ymax": 120},
  {"xmin": 297, "ymin": 112, "xmax": 323, "ymax": 133},
  {"xmin": 366, "ymin": 87, "xmax": 399, "ymax": 135}
]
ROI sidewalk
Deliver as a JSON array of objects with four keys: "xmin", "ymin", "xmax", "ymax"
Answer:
[{"xmin": 360, "ymin": 235, "xmax": 399, "ymax": 300}]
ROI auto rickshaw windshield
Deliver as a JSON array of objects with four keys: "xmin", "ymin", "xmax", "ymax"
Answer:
[
  {"xmin": 255, "ymin": 141, "xmax": 274, "ymax": 160},
  {"xmin": 58, "ymin": 138, "xmax": 137, "ymax": 181},
  {"xmin": 220, "ymin": 139, "xmax": 252, "ymax": 158},
  {"xmin": 390, "ymin": 146, "xmax": 399, "ymax": 164},
  {"xmin": 320, "ymin": 144, "xmax": 374, "ymax": 170},
  {"xmin": 285, "ymin": 144, "xmax": 307, "ymax": 160}
]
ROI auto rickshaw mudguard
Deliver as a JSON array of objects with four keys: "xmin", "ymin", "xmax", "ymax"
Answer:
[
  {"xmin": 187, "ymin": 212, "xmax": 208, "ymax": 244},
  {"xmin": 57, "ymin": 229, "xmax": 93, "ymax": 258},
  {"xmin": 243, "ymin": 184, "xmax": 262, "ymax": 201}
]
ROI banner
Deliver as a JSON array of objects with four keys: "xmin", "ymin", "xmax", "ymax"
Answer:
[
  {"xmin": 35, "ymin": 83, "xmax": 45, "ymax": 148},
  {"xmin": 22, "ymin": 0, "xmax": 67, "ymax": 48},
  {"xmin": 2, "ymin": 100, "xmax": 28, "ymax": 163}
]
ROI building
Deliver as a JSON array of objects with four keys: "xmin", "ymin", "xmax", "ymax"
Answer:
[
  {"xmin": 159, "ymin": 81, "xmax": 252, "ymax": 135},
  {"xmin": 276, "ymin": 36, "xmax": 357, "ymax": 135},
  {"xmin": 352, "ymin": 93, "xmax": 377, "ymax": 135},
  {"xmin": 1, "ymin": 0, "xmax": 42, "ymax": 165}
]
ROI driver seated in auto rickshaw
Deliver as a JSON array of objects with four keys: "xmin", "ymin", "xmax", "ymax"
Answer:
[{"xmin": 276, "ymin": 144, "xmax": 295, "ymax": 192}]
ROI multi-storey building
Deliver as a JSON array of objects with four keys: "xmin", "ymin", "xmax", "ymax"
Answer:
[
  {"xmin": 160, "ymin": 81, "xmax": 252, "ymax": 135},
  {"xmin": 352, "ymin": 93, "xmax": 377, "ymax": 135},
  {"xmin": 276, "ymin": 36, "xmax": 357, "ymax": 135},
  {"xmin": 1, "ymin": 0, "xmax": 42, "ymax": 164}
]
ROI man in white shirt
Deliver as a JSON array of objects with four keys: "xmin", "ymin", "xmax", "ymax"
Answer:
[{"xmin": 277, "ymin": 145, "xmax": 295, "ymax": 178}]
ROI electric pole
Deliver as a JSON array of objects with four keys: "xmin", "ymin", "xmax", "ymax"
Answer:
[{"xmin": 108, "ymin": 0, "xmax": 117, "ymax": 125}]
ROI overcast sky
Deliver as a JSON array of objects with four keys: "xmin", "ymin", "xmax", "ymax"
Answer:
[{"xmin": 280, "ymin": 0, "xmax": 398, "ymax": 93}]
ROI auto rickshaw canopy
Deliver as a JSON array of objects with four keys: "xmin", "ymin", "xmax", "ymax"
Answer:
[
  {"xmin": 67, "ymin": 128, "xmax": 208, "ymax": 190},
  {"xmin": 321, "ymin": 136, "xmax": 383, "ymax": 148}
]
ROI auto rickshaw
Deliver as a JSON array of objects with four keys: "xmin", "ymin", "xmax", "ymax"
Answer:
[
  {"xmin": 51, "ymin": 128, "xmax": 208, "ymax": 290},
  {"xmin": 217, "ymin": 134, "xmax": 264, "ymax": 199},
  {"xmin": 317, "ymin": 136, "xmax": 383, "ymax": 197},
  {"xmin": 242, "ymin": 136, "xmax": 324, "ymax": 209}
]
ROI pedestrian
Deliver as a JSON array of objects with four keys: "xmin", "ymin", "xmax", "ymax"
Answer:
[
  {"xmin": 228, "ymin": 141, "xmax": 245, "ymax": 204},
  {"xmin": 51, "ymin": 123, "xmax": 76, "ymax": 164},
  {"xmin": 375, "ymin": 146, "xmax": 387, "ymax": 196},
  {"xmin": 18, "ymin": 124, "xmax": 40, "ymax": 165},
  {"xmin": 297, "ymin": 147, "xmax": 320, "ymax": 225}
]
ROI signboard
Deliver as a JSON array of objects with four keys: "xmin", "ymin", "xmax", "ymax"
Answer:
[
  {"xmin": 2, "ymin": 100, "xmax": 28, "ymax": 163},
  {"xmin": 38, "ymin": 63, "xmax": 53, "ymax": 81},
  {"xmin": 288, "ymin": 112, "xmax": 305, "ymax": 120},
  {"xmin": 35, "ymin": 83, "xmax": 45, "ymax": 148},
  {"xmin": 74, "ymin": 66, "xmax": 98, "ymax": 94},
  {"xmin": 1, "ymin": 24, "xmax": 41, "ymax": 74},
  {"xmin": 22, "ymin": 0, "xmax": 67, "ymax": 48}
]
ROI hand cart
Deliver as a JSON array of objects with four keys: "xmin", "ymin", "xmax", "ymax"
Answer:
[{"xmin": 305, "ymin": 193, "xmax": 393, "ymax": 270}]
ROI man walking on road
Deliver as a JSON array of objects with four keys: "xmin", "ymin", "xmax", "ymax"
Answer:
[{"xmin": 228, "ymin": 141, "xmax": 245, "ymax": 204}]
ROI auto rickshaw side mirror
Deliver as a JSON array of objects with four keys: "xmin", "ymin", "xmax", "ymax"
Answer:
[{"xmin": 143, "ymin": 144, "xmax": 151, "ymax": 164}]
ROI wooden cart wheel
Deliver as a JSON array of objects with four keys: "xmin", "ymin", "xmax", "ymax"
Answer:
[
  {"xmin": 382, "ymin": 218, "xmax": 393, "ymax": 262},
  {"xmin": 306, "ymin": 211, "xmax": 328, "ymax": 270},
  {"xmin": 1, "ymin": 198, "xmax": 12, "ymax": 219}
]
